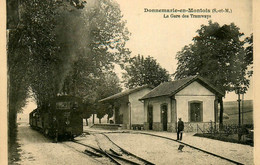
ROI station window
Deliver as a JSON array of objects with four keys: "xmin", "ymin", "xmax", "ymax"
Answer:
[{"xmin": 189, "ymin": 101, "xmax": 203, "ymax": 122}]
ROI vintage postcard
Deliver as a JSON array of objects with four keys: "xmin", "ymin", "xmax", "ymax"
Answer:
[{"xmin": 1, "ymin": 0, "xmax": 258, "ymax": 164}]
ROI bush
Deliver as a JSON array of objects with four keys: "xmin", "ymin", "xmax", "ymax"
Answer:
[{"xmin": 194, "ymin": 133, "xmax": 253, "ymax": 146}]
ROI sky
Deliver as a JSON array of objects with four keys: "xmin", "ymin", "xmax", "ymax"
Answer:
[
  {"xmin": 21, "ymin": 0, "xmax": 253, "ymax": 114},
  {"xmin": 115, "ymin": 0, "xmax": 253, "ymax": 101}
]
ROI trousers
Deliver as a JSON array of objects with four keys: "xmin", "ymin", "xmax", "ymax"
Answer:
[{"xmin": 177, "ymin": 130, "xmax": 183, "ymax": 140}]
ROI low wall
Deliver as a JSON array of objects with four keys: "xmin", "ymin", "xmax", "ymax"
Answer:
[
  {"xmin": 153, "ymin": 122, "xmax": 162, "ymax": 131},
  {"xmin": 91, "ymin": 124, "xmax": 121, "ymax": 130},
  {"xmin": 143, "ymin": 121, "xmax": 218, "ymax": 133},
  {"xmin": 184, "ymin": 122, "xmax": 218, "ymax": 133},
  {"xmin": 144, "ymin": 122, "xmax": 149, "ymax": 130},
  {"xmin": 143, "ymin": 122, "xmax": 161, "ymax": 131},
  {"xmin": 143, "ymin": 122, "xmax": 176, "ymax": 132},
  {"xmin": 167, "ymin": 123, "xmax": 176, "ymax": 132}
]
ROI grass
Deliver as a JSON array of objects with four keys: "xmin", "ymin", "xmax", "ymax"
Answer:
[
  {"xmin": 196, "ymin": 100, "xmax": 254, "ymax": 147},
  {"xmin": 221, "ymin": 100, "xmax": 253, "ymax": 125},
  {"xmin": 194, "ymin": 133, "xmax": 253, "ymax": 146}
]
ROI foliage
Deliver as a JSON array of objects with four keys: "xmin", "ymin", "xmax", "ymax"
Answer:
[
  {"xmin": 95, "ymin": 72, "xmax": 122, "ymax": 120},
  {"xmin": 173, "ymin": 21, "xmax": 253, "ymax": 126},
  {"xmin": 8, "ymin": 0, "xmax": 130, "ymax": 110},
  {"xmin": 194, "ymin": 132, "xmax": 253, "ymax": 146},
  {"xmin": 56, "ymin": 0, "xmax": 130, "ymax": 120},
  {"xmin": 58, "ymin": 0, "xmax": 130, "ymax": 97},
  {"xmin": 123, "ymin": 55, "xmax": 171, "ymax": 88},
  {"xmin": 7, "ymin": 0, "xmax": 129, "ymax": 162},
  {"xmin": 82, "ymin": 71, "xmax": 122, "ymax": 120},
  {"xmin": 174, "ymin": 21, "xmax": 251, "ymax": 93},
  {"xmin": 8, "ymin": 0, "xmax": 63, "ymax": 108},
  {"xmin": 8, "ymin": 38, "xmax": 30, "ymax": 114},
  {"xmin": 244, "ymin": 34, "xmax": 253, "ymax": 77}
]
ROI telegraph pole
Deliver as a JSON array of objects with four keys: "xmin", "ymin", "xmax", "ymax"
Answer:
[
  {"xmin": 238, "ymin": 92, "xmax": 241, "ymax": 127},
  {"xmin": 235, "ymin": 87, "xmax": 246, "ymax": 127},
  {"xmin": 242, "ymin": 93, "xmax": 244, "ymax": 125},
  {"xmin": 235, "ymin": 87, "xmax": 241, "ymax": 127}
]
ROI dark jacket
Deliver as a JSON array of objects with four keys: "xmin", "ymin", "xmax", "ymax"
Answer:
[{"xmin": 178, "ymin": 120, "xmax": 184, "ymax": 131}]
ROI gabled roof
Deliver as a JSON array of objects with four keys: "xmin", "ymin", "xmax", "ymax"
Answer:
[
  {"xmin": 99, "ymin": 85, "xmax": 153, "ymax": 102},
  {"xmin": 140, "ymin": 76, "xmax": 224, "ymax": 100}
]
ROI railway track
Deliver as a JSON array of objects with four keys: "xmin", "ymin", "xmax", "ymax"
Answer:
[
  {"xmin": 67, "ymin": 136, "xmax": 155, "ymax": 165},
  {"xmin": 94, "ymin": 133, "xmax": 155, "ymax": 165},
  {"xmin": 84, "ymin": 130, "xmax": 245, "ymax": 165},
  {"xmin": 136, "ymin": 132, "xmax": 244, "ymax": 165},
  {"xmin": 62, "ymin": 140, "xmax": 112, "ymax": 164}
]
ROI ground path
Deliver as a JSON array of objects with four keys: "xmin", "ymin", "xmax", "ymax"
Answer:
[
  {"xmin": 14, "ymin": 122, "xmax": 253, "ymax": 165},
  {"xmin": 16, "ymin": 122, "xmax": 100, "ymax": 165},
  {"xmin": 84, "ymin": 126, "xmax": 254, "ymax": 165},
  {"xmin": 144, "ymin": 131, "xmax": 253, "ymax": 165}
]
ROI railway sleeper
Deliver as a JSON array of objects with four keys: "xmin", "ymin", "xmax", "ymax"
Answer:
[
  {"xmin": 110, "ymin": 148, "xmax": 122, "ymax": 156},
  {"xmin": 102, "ymin": 133, "xmax": 155, "ymax": 165},
  {"xmin": 107, "ymin": 152, "xmax": 141, "ymax": 165},
  {"xmin": 84, "ymin": 149, "xmax": 103, "ymax": 158}
]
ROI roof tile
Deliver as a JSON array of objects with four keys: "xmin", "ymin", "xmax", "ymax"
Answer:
[
  {"xmin": 99, "ymin": 85, "xmax": 153, "ymax": 102},
  {"xmin": 140, "ymin": 76, "xmax": 224, "ymax": 100}
]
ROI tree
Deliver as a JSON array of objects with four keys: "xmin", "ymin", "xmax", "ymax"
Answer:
[
  {"xmin": 94, "ymin": 72, "xmax": 122, "ymax": 123},
  {"xmin": 244, "ymin": 34, "xmax": 253, "ymax": 77},
  {"xmin": 9, "ymin": 0, "xmax": 65, "ymax": 109},
  {"xmin": 60, "ymin": 0, "xmax": 130, "ymax": 96},
  {"xmin": 8, "ymin": 0, "xmax": 130, "ymax": 113},
  {"xmin": 7, "ymin": 44, "xmax": 30, "ymax": 131},
  {"xmin": 56, "ymin": 0, "xmax": 130, "ymax": 123},
  {"xmin": 7, "ymin": 1, "xmax": 130, "ymax": 157},
  {"xmin": 174, "ymin": 21, "xmax": 252, "ymax": 126},
  {"xmin": 7, "ymin": 0, "xmax": 62, "ymax": 140},
  {"xmin": 81, "ymin": 72, "xmax": 122, "ymax": 124},
  {"xmin": 7, "ymin": 1, "xmax": 84, "ymax": 163},
  {"xmin": 123, "ymin": 55, "xmax": 171, "ymax": 88}
]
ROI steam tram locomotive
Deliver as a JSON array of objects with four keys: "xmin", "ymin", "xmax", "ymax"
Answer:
[{"xmin": 29, "ymin": 95, "xmax": 83, "ymax": 141}]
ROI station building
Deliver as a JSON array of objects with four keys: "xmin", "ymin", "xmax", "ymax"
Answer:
[
  {"xmin": 140, "ymin": 76, "xmax": 224, "ymax": 132},
  {"xmin": 99, "ymin": 85, "xmax": 153, "ymax": 129}
]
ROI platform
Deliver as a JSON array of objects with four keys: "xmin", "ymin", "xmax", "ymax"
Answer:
[{"xmin": 91, "ymin": 123, "xmax": 122, "ymax": 130}]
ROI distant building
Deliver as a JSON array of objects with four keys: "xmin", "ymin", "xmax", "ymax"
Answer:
[
  {"xmin": 99, "ymin": 85, "xmax": 153, "ymax": 129},
  {"xmin": 140, "ymin": 76, "xmax": 224, "ymax": 132}
]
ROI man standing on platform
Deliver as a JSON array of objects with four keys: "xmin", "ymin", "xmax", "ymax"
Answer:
[{"xmin": 177, "ymin": 118, "xmax": 184, "ymax": 141}]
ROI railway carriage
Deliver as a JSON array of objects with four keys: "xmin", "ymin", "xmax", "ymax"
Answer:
[
  {"xmin": 29, "ymin": 109, "xmax": 38, "ymax": 128},
  {"xmin": 29, "ymin": 95, "xmax": 83, "ymax": 140}
]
